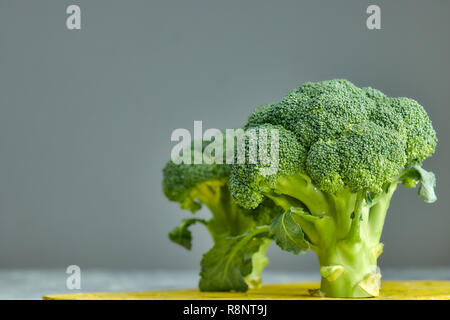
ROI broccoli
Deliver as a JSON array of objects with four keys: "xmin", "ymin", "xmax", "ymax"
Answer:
[
  {"xmin": 230, "ymin": 79, "xmax": 437, "ymax": 298},
  {"xmin": 162, "ymin": 140, "xmax": 278, "ymax": 292}
]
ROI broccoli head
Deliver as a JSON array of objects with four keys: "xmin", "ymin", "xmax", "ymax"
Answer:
[{"xmin": 231, "ymin": 79, "xmax": 437, "ymax": 297}]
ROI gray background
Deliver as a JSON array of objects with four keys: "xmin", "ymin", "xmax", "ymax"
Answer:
[{"xmin": 0, "ymin": 0, "xmax": 448, "ymax": 272}]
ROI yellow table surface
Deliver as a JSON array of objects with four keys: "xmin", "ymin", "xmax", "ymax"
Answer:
[{"xmin": 43, "ymin": 281, "xmax": 450, "ymax": 300}]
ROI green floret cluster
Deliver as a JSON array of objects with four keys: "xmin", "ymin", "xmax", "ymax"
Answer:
[
  {"xmin": 244, "ymin": 79, "xmax": 436, "ymax": 196},
  {"xmin": 162, "ymin": 79, "xmax": 437, "ymax": 298}
]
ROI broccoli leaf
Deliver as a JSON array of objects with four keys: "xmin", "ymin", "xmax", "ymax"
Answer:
[
  {"xmin": 401, "ymin": 165, "xmax": 437, "ymax": 203},
  {"xmin": 413, "ymin": 165, "xmax": 437, "ymax": 203},
  {"xmin": 199, "ymin": 226, "xmax": 270, "ymax": 292},
  {"xmin": 168, "ymin": 218, "xmax": 207, "ymax": 250},
  {"xmin": 270, "ymin": 209, "xmax": 310, "ymax": 254}
]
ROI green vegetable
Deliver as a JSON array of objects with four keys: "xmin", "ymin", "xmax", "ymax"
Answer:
[
  {"xmin": 168, "ymin": 218, "xmax": 207, "ymax": 250},
  {"xmin": 230, "ymin": 79, "xmax": 437, "ymax": 298},
  {"xmin": 199, "ymin": 226, "xmax": 270, "ymax": 292},
  {"xmin": 162, "ymin": 79, "xmax": 437, "ymax": 298},
  {"xmin": 270, "ymin": 208, "xmax": 310, "ymax": 254},
  {"xmin": 162, "ymin": 140, "xmax": 278, "ymax": 291}
]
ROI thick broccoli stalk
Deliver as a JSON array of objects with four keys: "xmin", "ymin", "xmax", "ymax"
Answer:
[
  {"xmin": 162, "ymin": 144, "xmax": 276, "ymax": 291},
  {"xmin": 268, "ymin": 177, "xmax": 399, "ymax": 297},
  {"xmin": 231, "ymin": 79, "xmax": 437, "ymax": 298}
]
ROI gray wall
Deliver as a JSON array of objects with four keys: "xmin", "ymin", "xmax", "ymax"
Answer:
[{"xmin": 0, "ymin": 0, "xmax": 448, "ymax": 270}]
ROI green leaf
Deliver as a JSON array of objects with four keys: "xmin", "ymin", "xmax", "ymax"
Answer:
[
  {"xmin": 415, "ymin": 166, "xmax": 437, "ymax": 203},
  {"xmin": 270, "ymin": 209, "xmax": 310, "ymax": 254},
  {"xmin": 400, "ymin": 168, "xmax": 420, "ymax": 188},
  {"xmin": 199, "ymin": 226, "xmax": 270, "ymax": 292},
  {"xmin": 401, "ymin": 165, "xmax": 437, "ymax": 203},
  {"xmin": 168, "ymin": 218, "xmax": 207, "ymax": 250}
]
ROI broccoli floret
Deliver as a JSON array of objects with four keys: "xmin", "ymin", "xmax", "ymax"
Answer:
[
  {"xmin": 230, "ymin": 124, "xmax": 307, "ymax": 209},
  {"xmin": 231, "ymin": 79, "xmax": 437, "ymax": 298},
  {"xmin": 163, "ymin": 160, "xmax": 252, "ymax": 239},
  {"xmin": 247, "ymin": 79, "xmax": 373, "ymax": 148},
  {"xmin": 162, "ymin": 140, "xmax": 278, "ymax": 291}
]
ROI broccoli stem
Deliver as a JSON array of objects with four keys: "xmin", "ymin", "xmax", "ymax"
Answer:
[
  {"xmin": 368, "ymin": 183, "xmax": 397, "ymax": 245},
  {"xmin": 314, "ymin": 184, "xmax": 399, "ymax": 298},
  {"xmin": 196, "ymin": 184, "xmax": 254, "ymax": 241},
  {"xmin": 326, "ymin": 189, "xmax": 357, "ymax": 239},
  {"xmin": 244, "ymin": 238, "xmax": 272, "ymax": 289},
  {"xmin": 315, "ymin": 240, "xmax": 380, "ymax": 298},
  {"xmin": 269, "ymin": 176, "xmax": 400, "ymax": 298},
  {"xmin": 276, "ymin": 173, "xmax": 331, "ymax": 216}
]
